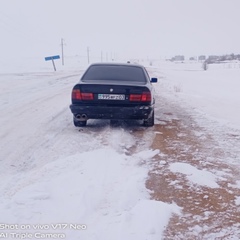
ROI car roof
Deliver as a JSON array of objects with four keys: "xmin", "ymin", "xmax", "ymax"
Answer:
[{"xmin": 88, "ymin": 62, "xmax": 145, "ymax": 68}]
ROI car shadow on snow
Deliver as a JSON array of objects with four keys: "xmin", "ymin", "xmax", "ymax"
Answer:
[{"xmin": 75, "ymin": 119, "xmax": 147, "ymax": 131}]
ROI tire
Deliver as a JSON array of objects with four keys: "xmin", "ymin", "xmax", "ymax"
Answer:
[
  {"xmin": 143, "ymin": 110, "xmax": 154, "ymax": 127},
  {"xmin": 73, "ymin": 117, "xmax": 87, "ymax": 127}
]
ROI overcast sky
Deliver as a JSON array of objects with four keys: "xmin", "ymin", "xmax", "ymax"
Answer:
[{"xmin": 1, "ymin": 0, "xmax": 240, "ymax": 63}]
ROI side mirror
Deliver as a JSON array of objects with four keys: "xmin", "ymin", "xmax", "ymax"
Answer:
[{"xmin": 150, "ymin": 78, "xmax": 158, "ymax": 83}]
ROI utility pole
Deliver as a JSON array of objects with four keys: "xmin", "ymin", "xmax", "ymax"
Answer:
[
  {"xmin": 61, "ymin": 38, "xmax": 65, "ymax": 66},
  {"xmin": 87, "ymin": 47, "xmax": 90, "ymax": 64}
]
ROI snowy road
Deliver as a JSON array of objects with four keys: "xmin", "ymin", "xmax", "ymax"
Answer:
[
  {"xmin": 1, "ymin": 61, "xmax": 240, "ymax": 239},
  {"xmin": 0, "ymin": 71, "xmax": 81, "ymax": 172},
  {"xmin": 0, "ymin": 69, "xmax": 178, "ymax": 240}
]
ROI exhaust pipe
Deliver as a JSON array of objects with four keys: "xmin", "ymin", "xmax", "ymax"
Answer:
[
  {"xmin": 75, "ymin": 114, "xmax": 88, "ymax": 121},
  {"xmin": 75, "ymin": 114, "xmax": 81, "ymax": 120},
  {"xmin": 81, "ymin": 114, "xmax": 87, "ymax": 119}
]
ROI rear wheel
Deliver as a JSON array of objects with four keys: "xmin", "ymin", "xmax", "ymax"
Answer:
[
  {"xmin": 73, "ymin": 117, "xmax": 87, "ymax": 127},
  {"xmin": 143, "ymin": 110, "xmax": 154, "ymax": 127}
]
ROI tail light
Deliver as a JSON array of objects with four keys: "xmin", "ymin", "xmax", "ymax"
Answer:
[
  {"xmin": 72, "ymin": 89, "xmax": 81, "ymax": 100},
  {"xmin": 130, "ymin": 92, "xmax": 151, "ymax": 102},
  {"xmin": 72, "ymin": 89, "xmax": 93, "ymax": 100},
  {"xmin": 81, "ymin": 93, "xmax": 94, "ymax": 100},
  {"xmin": 130, "ymin": 94, "xmax": 142, "ymax": 101}
]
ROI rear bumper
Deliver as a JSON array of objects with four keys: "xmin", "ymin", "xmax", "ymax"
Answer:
[{"xmin": 70, "ymin": 104, "xmax": 154, "ymax": 120}]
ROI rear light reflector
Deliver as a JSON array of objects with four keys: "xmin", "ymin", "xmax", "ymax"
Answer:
[
  {"xmin": 72, "ymin": 89, "xmax": 93, "ymax": 100},
  {"xmin": 130, "ymin": 92, "xmax": 151, "ymax": 102}
]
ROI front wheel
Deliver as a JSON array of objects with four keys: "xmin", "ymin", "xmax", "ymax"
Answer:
[
  {"xmin": 143, "ymin": 110, "xmax": 154, "ymax": 127},
  {"xmin": 73, "ymin": 117, "xmax": 87, "ymax": 127}
]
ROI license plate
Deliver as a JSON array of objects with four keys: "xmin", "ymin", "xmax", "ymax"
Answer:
[{"xmin": 98, "ymin": 94, "xmax": 125, "ymax": 100}]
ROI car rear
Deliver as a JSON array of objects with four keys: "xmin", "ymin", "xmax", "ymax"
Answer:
[{"xmin": 70, "ymin": 63, "xmax": 156, "ymax": 126}]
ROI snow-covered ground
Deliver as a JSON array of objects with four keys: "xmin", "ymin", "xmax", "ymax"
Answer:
[
  {"xmin": 155, "ymin": 61, "xmax": 240, "ymax": 130},
  {"xmin": 152, "ymin": 61, "xmax": 240, "ymax": 167},
  {"xmin": 0, "ymin": 58, "xmax": 240, "ymax": 239}
]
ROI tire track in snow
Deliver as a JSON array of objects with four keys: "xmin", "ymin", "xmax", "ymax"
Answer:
[{"xmin": 0, "ymin": 72, "xmax": 80, "ymax": 173}]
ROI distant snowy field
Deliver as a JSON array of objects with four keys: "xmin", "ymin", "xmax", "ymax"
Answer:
[
  {"xmin": 153, "ymin": 60, "xmax": 240, "ymax": 130},
  {"xmin": 0, "ymin": 57, "xmax": 240, "ymax": 239}
]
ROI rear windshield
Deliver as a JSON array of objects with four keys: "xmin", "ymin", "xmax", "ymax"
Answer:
[{"xmin": 81, "ymin": 65, "xmax": 146, "ymax": 82}]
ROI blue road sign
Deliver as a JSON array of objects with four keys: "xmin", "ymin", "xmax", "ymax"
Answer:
[
  {"xmin": 45, "ymin": 55, "xmax": 60, "ymax": 61},
  {"xmin": 44, "ymin": 55, "xmax": 60, "ymax": 71}
]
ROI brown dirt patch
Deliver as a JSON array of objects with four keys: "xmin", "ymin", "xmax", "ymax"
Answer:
[{"xmin": 147, "ymin": 114, "xmax": 240, "ymax": 239}]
